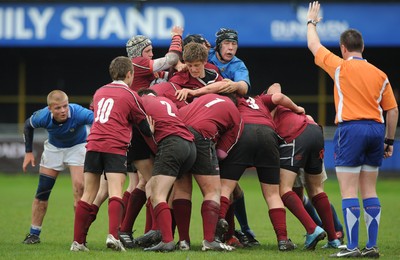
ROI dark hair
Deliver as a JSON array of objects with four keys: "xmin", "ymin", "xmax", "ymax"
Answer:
[
  {"xmin": 183, "ymin": 34, "xmax": 206, "ymax": 47},
  {"xmin": 215, "ymin": 28, "xmax": 238, "ymax": 50},
  {"xmin": 137, "ymin": 88, "xmax": 157, "ymax": 96},
  {"xmin": 340, "ymin": 29, "xmax": 364, "ymax": 52},
  {"xmin": 219, "ymin": 92, "xmax": 238, "ymax": 107},
  {"xmin": 109, "ymin": 56, "xmax": 133, "ymax": 81}
]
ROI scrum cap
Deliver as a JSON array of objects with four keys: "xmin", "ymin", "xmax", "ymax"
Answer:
[
  {"xmin": 126, "ymin": 35, "xmax": 152, "ymax": 59},
  {"xmin": 215, "ymin": 28, "xmax": 238, "ymax": 49},
  {"xmin": 183, "ymin": 34, "xmax": 207, "ymax": 47}
]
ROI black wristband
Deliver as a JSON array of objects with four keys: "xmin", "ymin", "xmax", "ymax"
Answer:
[
  {"xmin": 384, "ymin": 138, "xmax": 394, "ymax": 145},
  {"xmin": 307, "ymin": 19, "xmax": 317, "ymax": 26}
]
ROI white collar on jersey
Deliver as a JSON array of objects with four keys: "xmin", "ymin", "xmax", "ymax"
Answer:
[
  {"xmin": 112, "ymin": 80, "xmax": 129, "ymax": 87},
  {"xmin": 347, "ymin": 56, "xmax": 365, "ymax": 61}
]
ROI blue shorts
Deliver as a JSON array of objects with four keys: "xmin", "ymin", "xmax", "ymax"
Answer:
[{"xmin": 334, "ymin": 120, "xmax": 385, "ymax": 167}]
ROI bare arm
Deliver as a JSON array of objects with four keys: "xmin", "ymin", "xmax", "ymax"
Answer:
[
  {"xmin": 271, "ymin": 93, "xmax": 305, "ymax": 114},
  {"xmin": 218, "ymin": 79, "xmax": 248, "ymax": 96},
  {"xmin": 175, "ymin": 81, "xmax": 226, "ymax": 101},
  {"xmin": 384, "ymin": 106, "xmax": 399, "ymax": 158},
  {"xmin": 307, "ymin": 1, "xmax": 323, "ymax": 56},
  {"xmin": 233, "ymin": 80, "xmax": 248, "ymax": 96}
]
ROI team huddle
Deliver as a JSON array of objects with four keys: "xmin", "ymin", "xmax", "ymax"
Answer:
[{"xmin": 21, "ymin": 2, "xmax": 398, "ymax": 258}]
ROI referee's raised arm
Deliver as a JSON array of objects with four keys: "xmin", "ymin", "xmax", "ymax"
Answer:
[{"xmin": 306, "ymin": 1, "xmax": 323, "ymax": 56}]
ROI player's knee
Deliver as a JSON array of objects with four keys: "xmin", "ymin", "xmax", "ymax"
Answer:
[
  {"xmin": 233, "ymin": 184, "xmax": 244, "ymax": 199},
  {"xmin": 35, "ymin": 174, "xmax": 56, "ymax": 201},
  {"xmin": 73, "ymin": 182, "xmax": 84, "ymax": 197}
]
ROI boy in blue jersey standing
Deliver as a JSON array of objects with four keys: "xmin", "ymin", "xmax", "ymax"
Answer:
[
  {"xmin": 208, "ymin": 28, "xmax": 258, "ymax": 247},
  {"xmin": 22, "ymin": 90, "xmax": 93, "ymax": 244}
]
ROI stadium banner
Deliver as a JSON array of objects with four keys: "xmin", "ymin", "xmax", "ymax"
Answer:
[
  {"xmin": 0, "ymin": 3, "xmax": 399, "ymax": 47},
  {"xmin": 0, "ymin": 137, "xmax": 399, "ymax": 174},
  {"xmin": 0, "ymin": 137, "xmax": 43, "ymax": 173}
]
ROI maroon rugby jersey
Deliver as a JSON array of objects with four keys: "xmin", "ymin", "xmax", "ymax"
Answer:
[
  {"xmin": 179, "ymin": 93, "xmax": 243, "ymax": 154},
  {"xmin": 204, "ymin": 62, "xmax": 221, "ymax": 73},
  {"xmin": 169, "ymin": 63, "xmax": 222, "ymax": 90},
  {"xmin": 86, "ymin": 81, "xmax": 147, "ymax": 155},
  {"xmin": 130, "ymin": 57, "xmax": 167, "ymax": 91},
  {"xmin": 140, "ymin": 94, "xmax": 194, "ymax": 154},
  {"xmin": 236, "ymin": 95, "xmax": 276, "ymax": 130},
  {"xmin": 273, "ymin": 105, "xmax": 317, "ymax": 143},
  {"xmin": 150, "ymin": 82, "xmax": 189, "ymax": 108}
]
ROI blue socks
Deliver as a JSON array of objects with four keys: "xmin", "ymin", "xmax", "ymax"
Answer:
[
  {"xmin": 303, "ymin": 195, "xmax": 323, "ymax": 226},
  {"xmin": 30, "ymin": 225, "xmax": 42, "ymax": 236},
  {"xmin": 342, "ymin": 198, "xmax": 360, "ymax": 250},
  {"xmin": 330, "ymin": 203, "xmax": 344, "ymax": 233},
  {"xmin": 363, "ymin": 197, "xmax": 381, "ymax": 248},
  {"xmin": 233, "ymin": 194, "xmax": 250, "ymax": 232}
]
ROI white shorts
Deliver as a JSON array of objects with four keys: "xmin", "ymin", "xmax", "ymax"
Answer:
[
  {"xmin": 294, "ymin": 162, "xmax": 328, "ymax": 188},
  {"xmin": 40, "ymin": 140, "xmax": 86, "ymax": 171}
]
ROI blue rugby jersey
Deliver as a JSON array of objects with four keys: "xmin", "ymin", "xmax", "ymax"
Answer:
[
  {"xmin": 208, "ymin": 49, "xmax": 251, "ymax": 89},
  {"xmin": 29, "ymin": 104, "xmax": 93, "ymax": 148}
]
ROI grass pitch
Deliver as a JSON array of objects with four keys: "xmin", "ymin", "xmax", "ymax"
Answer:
[{"xmin": 1, "ymin": 171, "xmax": 400, "ymax": 259}]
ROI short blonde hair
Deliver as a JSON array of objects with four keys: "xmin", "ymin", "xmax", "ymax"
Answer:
[{"xmin": 47, "ymin": 90, "xmax": 68, "ymax": 106}]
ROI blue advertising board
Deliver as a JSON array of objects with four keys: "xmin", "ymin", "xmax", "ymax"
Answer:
[{"xmin": 1, "ymin": 3, "xmax": 399, "ymax": 47}]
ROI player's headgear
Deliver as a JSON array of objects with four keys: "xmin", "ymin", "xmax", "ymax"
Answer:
[
  {"xmin": 126, "ymin": 35, "xmax": 152, "ymax": 59},
  {"xmin": 183, "ymin": 34, "xmax": 207, "ymax": 47},
  {"xmin": 215, "ymin": 28, "xmax": 238, "ymax": 50}
]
